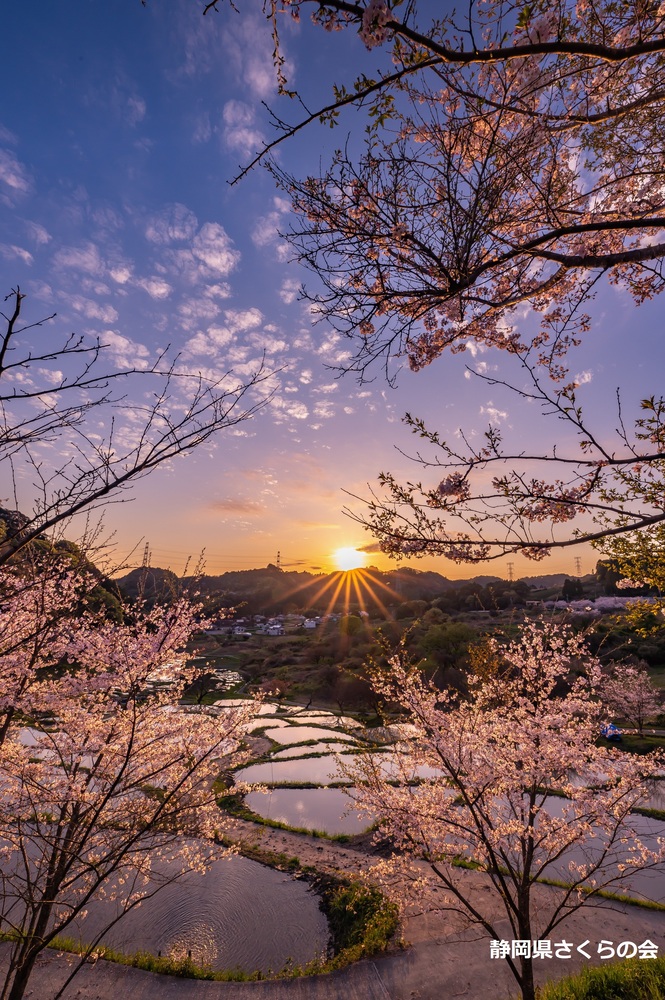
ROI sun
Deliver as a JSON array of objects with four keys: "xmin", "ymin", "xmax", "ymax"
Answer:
[{"xmin": 333, "ymin": 546, "xmax": 367, "ymax": 572}]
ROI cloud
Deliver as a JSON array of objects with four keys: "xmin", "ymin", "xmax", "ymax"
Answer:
[
  {"xmin": 249, "ymin": 331, "xmax": 287, "ymax": 354},
  {"xmin": 183, "ymin": 309, "xmax": 263, "ymax": 358},
  {"xmin": 192, "ymin": 223, "xmax": 240, "ymax": 277},
  {"xmin": 177, "ymin": 297, "xmax": 221, "ymax": 332},
  {"xmin": 24, "ymin": 221, "xmax": 51, "ymax": 246},
  {"xmin": 223, "ymin": 14, "xmax": 295, "ymax": 100},
  {"xmin": 69, "ymin": 295, "xmax": 118, "ymax": 323},
  {"xmin": 126, "ymin": 95, "xmax": 146, "ymax": 125},
  {"xmin": 479, "ymin": 401, "xmax": 508, "ymax": 424},
  {"xmin": 279, "ymin": 278, "xmax": 300, "ymax": 304},
  {"xmin": 135, "ymin": 276, "xmax": 173, "ymax": 300},
  {"xmin": 79, "ymin": 278, "xmax": 111, "ymax": 296},
  {"xmin": 53, "ymin": 242, "xmax": 105, "ymax": 276},
  {"xmin": 204, "ymin": 283, "xmax": 231, "ymax": 300},
  {"xmin": 192, "ymin": 113, "xmax": 212, "ymax": 144},
  {"xmin": 224, "ymin": 308, "xmax": 263, "ymax": 334},
  {"xmin": 0, "ymin": 125, "xmax": 17, "ymax": 145},
  {"xmin": 359, "ymin": 542, "xmax": 382, "ymax": 553},
  {"xmin": 271, "ymin": 396, "xmax": 309, "ymax": 422},
  {"xmin": 574, "ymin": 369, "xmax": 593, "ymax": 385},
  {"xmin": 0, "ymin": 243, "xmax": 33, "ymax": 265},
  {"xmin": 0, "ymin": 148, "xmax": 31, "ymax": 200},
  {"xmin": 313, "ymin": 401, "xmax": 335, "ymax": 419},
  {"xmin": 251, "ymin": 196, "xmax": 291, "ymax": 250},
  {"xmin": 100, "ymin": 329, "xmax": 150, "ymax": 368},
  {"xmin": 110, "ymin": 264, "xmax": 133, "ymax": 284},
  {"xmin": 222, "ymin": 100, "xmax": 263, "ymax": 157},
  {"xmin": 210, "ymin": 498, "xmax": 264, "ymax": 514},
  {"xmin": 145, "ymin": 203, "xmax": 198, "ymax": 245},
  {"xmin": 465, "ymin": 360, "xmax": 497, "ymax": 379}
]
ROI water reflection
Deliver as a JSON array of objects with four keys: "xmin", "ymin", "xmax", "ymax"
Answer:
[
  {"xmin": 237, "ymin": 755, "xmax": 351, "ymax": 785},
  {"xmin": 69, "ymin": 854, "xmax": 328, "ymax": 972},
  {"xmin": 246, "ymin": 787, "xmax": 374, "ymax": 835},
  {"xmin": 271, "ymin": 742, "xmax": 353, "ymax": 759},
  {"xmin": 263, "ymin": 726, "xmax": 358, "ymax": 745}
]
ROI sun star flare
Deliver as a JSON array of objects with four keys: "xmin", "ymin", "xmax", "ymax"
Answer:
[{"xmin": 333, "ymin": 546, "xmax": 366, "ymax": 572}]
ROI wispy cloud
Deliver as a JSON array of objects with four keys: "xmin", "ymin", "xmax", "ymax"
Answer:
[
  {"xmin": 210, "ymin": 498, "xmax": 264, "ymax": 514},
  {"xmin": 0, "ymin": 243, "xmax": 33, "ymax": 265},
  {"xmin": 53, "ymin": 242, "xmax": 106, "ymax": 276},
  {"xmin": 24, "ymin": 221, "xmax": 51, "ymax": 245},
  {"xmin": 223, "ymin": 14, "xmax": 293, "ymax": 100},
  {"xmin": 0, "ymin": 148, "xmax": 31, "ymax": 202}
]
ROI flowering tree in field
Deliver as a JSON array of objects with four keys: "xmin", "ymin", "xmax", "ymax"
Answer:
[
  {"xmin": 344, "ymin": 622, "xmax": 665, "ymax": 1000},
  {"xmin": 0, "ymin": 562, "xmax": 256, "ymax": 1000},
  {"xmin": 196, "ymin": 0, "xmax": 665, "ymax": 560},
  {"xmin": 600, "ymin": 661, "xmax": 662, "ymax": 737}
]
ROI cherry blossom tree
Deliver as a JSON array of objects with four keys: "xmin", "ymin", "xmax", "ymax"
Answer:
[
  {"xmin": 342, "ymin": 382, "xmax": 665, "ymax": 562},
  {"xmin": 0, "ymin": 561, "xmax": 256, "ymax": 1000},
  {"xmin": 343, "ymin": 622, "xmax": 665, "ymax": 1000},
  {"xmin": 196, "ymin": 0, "xmax": 665, "ymax": 560},
  {"xmin": 600, "ymin": 661, "xmax": 662, "ymax": 737},
  {"xmin": 0, "ymin": 289, "xmax": 270, "ymax": 565}
]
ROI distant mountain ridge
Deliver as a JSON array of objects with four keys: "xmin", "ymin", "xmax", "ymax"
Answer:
[{"xmin": 116, "ymin": 564, "xmax": 578, "ymax": 613}]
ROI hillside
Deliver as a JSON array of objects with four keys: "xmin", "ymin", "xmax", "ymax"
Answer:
[{"xmin": 114, "ymin": 564, "xmax": 577, "ymax": 615}]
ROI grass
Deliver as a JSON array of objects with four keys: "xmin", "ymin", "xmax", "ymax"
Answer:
[
  {"xmin": 537, "ymin": 956, "xmax": 665, "ymax": 999},
  {"xmin": 534, "ymin": 876, "xmax": 665, "ymax": 912},
  {"xmin": 445, "ymin": 860, "xmax": 665, "ymax": 912},
  {"xmin": 46, "ymin": 938, "xmax": 265, "ymax": 982},
  {"xmin": 603, "ymin": 732, "xmax": 665, "ymax": 755}
]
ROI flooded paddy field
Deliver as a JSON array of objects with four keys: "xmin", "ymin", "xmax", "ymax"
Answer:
[{"xmin": 69, "ymin": 854, "xmax": 329, "ymax": 973}]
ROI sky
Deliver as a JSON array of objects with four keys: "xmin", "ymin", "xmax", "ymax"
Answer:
[{"xmin": 1, "ymin": 1, "xmax": 663, "ymax": 580}]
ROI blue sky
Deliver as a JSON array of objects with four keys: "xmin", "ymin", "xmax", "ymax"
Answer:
[{"xmin": 1, "ymin": 1, "xmax": 661, "ymax": 579}]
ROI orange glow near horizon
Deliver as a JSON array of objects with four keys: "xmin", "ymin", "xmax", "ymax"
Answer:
[{"xmin": 333, "ymin": 547, "xmax": 367, "ymax": 572}]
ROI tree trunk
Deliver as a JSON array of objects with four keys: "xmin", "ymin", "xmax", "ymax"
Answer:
[
  {"xmin": 520, "ymin": 956, "xmax": 536, "ymax": 1000},
  {"xmin": 5, "ymin": 946, "xmax": 41, "ymax": 1000}
]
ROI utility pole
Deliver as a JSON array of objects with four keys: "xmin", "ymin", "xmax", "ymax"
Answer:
[
  {"xmin": 141, "ymin": 541, "xmax": 150, "ymax": 568},
  {"xmin": 574, "ymin": 556, "xmax": 582, "ymax": 577},
  {"xmin": 507, "ymin": 561, "xmax": 514, "ymax": 582},
  {"xmin": 276, "ymin": 550, "xmax": 281, "ymax": 570}
]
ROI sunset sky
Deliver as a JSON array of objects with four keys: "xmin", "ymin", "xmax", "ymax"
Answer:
[{"xmin": 2, "ymin": 1, "xmax": 662, "ymax": 579}]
